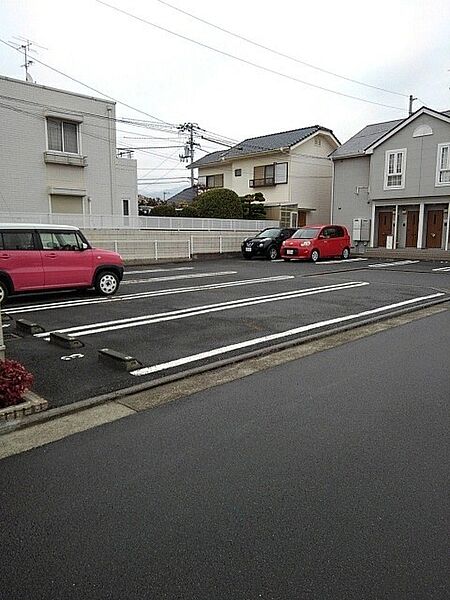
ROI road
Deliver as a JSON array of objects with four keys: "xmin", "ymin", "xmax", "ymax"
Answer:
[{"xmin": 0, "ymin": 307, "xmax": 448, "ymax": 599}]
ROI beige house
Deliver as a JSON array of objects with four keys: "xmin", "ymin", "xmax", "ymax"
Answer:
[
  {"xmin": 191, "ymin": 125, "xmax": 340, "ymax": 227},
  {"xmin": 0, "ymin": 74, "xmax": 137, "ymax": 222}
]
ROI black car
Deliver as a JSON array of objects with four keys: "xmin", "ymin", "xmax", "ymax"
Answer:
[{"xmin": 241, "ymin": 227, "xmax": 298, "ymax": 260}]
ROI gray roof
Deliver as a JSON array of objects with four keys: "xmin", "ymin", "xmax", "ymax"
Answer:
[
  {"xmin": 191, "ymin": 125, "xmax": 336, "ymax": 168},
  {"xmin": 332, "ymin": 108, "xmax": 450, "ymax": 159},
  {"xmin": 167, "ymin": 185, "xmax": 198, "ymax": 204},
  {"xmin": 331, "ymin": 118, "xmax": 403, "ymax": 159}
]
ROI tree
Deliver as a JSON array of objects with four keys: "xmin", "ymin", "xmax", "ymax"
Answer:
[
  {"xmin": 193, "ymin": 188, "xmax": 243, "ymax": 219},
  {"xmin": 241, "ymin": 192, "xmax": 266, "ymax": 220},
  {"xmin": 150, "ymin": 204, "xmax": 176, "ymax": 217},
  {"xmin": 179, "ymin": 205, "xmax": 199, "ymax": 217}
]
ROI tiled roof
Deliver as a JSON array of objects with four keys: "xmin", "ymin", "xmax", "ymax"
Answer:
[{"xmin": 191, "ymin": 125, "xmax": 335, "ymax": 168}]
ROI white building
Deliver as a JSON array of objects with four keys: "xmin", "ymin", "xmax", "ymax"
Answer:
[
  {"xmin": 0, "ymin": 75, "xmax": 137, "ymax": 223},
  {"xmin": 190, "ymin": 125, "xmax": 340, "ymax": 228}
]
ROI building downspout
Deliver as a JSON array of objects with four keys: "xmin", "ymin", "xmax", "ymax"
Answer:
[
  {"xmin": 330, "ymin": 160, "xmax": 335, "ymax": 222},
  {"xmin": 107, "ymin": 106, "xmax": 116, "ymax": 217}
]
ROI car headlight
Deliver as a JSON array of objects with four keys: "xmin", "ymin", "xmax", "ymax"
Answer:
[
  {"xmin": 301, "ymin": 241, "xmax": 311, "ymax": 247},
  {"xmin": 258, "ymin": 242, "xmax": 264, "ymax": 247}
]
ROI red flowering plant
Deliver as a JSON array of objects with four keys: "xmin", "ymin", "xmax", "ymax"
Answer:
[{"xmin": 0, "ymin": 359, "xmax": 34, "ymax": 408}]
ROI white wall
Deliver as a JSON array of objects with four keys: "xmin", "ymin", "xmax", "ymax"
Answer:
[{"xmin": 0, "ymin": 75, "xmax": 137, "ymax": 218}]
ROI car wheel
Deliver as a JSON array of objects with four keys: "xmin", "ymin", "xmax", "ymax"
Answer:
[
  {"xmin": 267, "ymin": 246, "xmax": 279, "ymax": 260},
  {"xmin": 310, "ymin": 249, "xmax": 320, "ymax": 263},
  {"xmin": 342, "ymin": 247, "xmax": 350, "ymax": 259},
  {"xmin": 0, "ymin": 280, "xmax": 9, "ymax": 303},
  {"xmin": 95, "ymin": 271, "xmax": 119, "ymax": 296}
]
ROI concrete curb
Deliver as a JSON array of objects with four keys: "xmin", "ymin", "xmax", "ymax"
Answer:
[
  {"xmin": 0, "ymin": 296, "xmax": 447, "ymax": 436},
  {"xmin": 0, "ymin": 391, "xmax": 48, "ymax": 424}
]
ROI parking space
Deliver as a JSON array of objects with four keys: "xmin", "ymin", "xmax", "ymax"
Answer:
[{"xmin": 2, "ymin": 257, "xmax": 449, "ymax": 407}]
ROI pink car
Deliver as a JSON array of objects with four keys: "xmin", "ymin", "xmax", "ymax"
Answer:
[
  {"xmin": 281, "ymin": 225, "xmax": 351, "ymax": 262},
  {"xmin": 0, "ymin": 224, "xmax": 124, "ymax": 302}
]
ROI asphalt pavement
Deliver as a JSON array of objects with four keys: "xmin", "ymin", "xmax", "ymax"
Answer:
[
  {"xmin": 0, "ymin": 308, "xmax": 448, "ymax": 599},
  {"xmin": 2, "ymin": 257, "xmax": 449, "ymax": 407}
]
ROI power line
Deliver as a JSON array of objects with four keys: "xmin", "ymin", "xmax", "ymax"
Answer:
[
  {"xmin": 0, "ymin": 37, "xmax": 176, "ymax": 127},
  {"xmin": 96, "ymin": 0, "xmax": 405, "ymax": 112},
  {"xmin": 155, "ymin": 0, "xmax": 409, "ymax": 99}
]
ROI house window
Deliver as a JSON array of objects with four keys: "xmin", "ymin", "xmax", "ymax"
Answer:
[
  {"xmin": 314, "ymin": 137, "xmax": 322, "ymax": 146},
  {"xmin": 198, "ymin": 174, "xmax": 223, "ymax": 189},
  {"xmin": 234, "ymin": 169, "xmax": 242, "ymax": 177},
  {"xmin": 47, "ymin": 118, "xmax": 79, "ymax": 154},
  {"xmin": 436, "ymin": 143, "xmax": 450, "ymax": 185},
  {"xmin": 122, "ymin": 199, "xmax": 130, "ymax": 216},
  {"xmin": 384, "ymin": 149, "xmax": 406, "ymax": 189},
  {"xmin": 250, "ymin": 162, "xmax": 288, "ymax": 187},
  {"xmin": 274, "ymin": 162, "xmax": 288, "ymax": 184}
]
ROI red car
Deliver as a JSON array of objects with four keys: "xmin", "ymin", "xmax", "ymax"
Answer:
[
  {"xmin": 0, "ymin": 223, "xmax": 124, "ymax": 302},
  {"xmin": 281, "ymin": 225, "xmax": 351, "ymax": 262}
]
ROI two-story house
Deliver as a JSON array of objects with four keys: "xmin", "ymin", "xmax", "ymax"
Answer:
[
  {"xmin": 190, "ymin": 125, "xmax": 340, "ymax": 227},
  {"xmin": 0, "ymin": 74, "xmax": 137, "ymax": 223},
  {"xmin": 331, "ymin": 107, "xmax": 450, "ymax": 253}
]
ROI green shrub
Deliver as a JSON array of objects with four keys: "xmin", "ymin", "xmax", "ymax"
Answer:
[
  {"xmin": 179, "ymin": 205, "xmax": 199, "ymax": 217},
  {"xmin": 193, "ymin": 188, "xmax": 243, "ymax": 219},
  {"xmin": 150, "ymin": 204, "xmax": 176, "ymax": 217}
]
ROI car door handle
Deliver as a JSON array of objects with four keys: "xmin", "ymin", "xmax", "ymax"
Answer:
[
  {"xmin": 44, "ymin": 252, "xmax": 57, "ymax": 258},
  {"xmin": 0, "ymin": 253, "xmax": 10, "ymax": 259}
]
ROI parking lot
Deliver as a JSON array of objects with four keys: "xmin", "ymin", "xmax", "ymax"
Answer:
[{"xmin": 2, "ymin": 256, "xmax": 449, "ymax": 407}]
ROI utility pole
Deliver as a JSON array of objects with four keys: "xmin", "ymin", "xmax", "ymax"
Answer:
[
  {"xmin": 178, "ymin": 123, "xmax": 199, "ymax": 189},
  {"xmin": 408, "ymin": 94, "xmax": 417, "ymax": 115}
]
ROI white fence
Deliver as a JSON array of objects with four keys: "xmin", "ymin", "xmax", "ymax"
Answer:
[
  {"xmin": 0, "ymin": 213, "xmax": 277, "ymax": 232},
  {"xmin": 96, "ymin": 235, "xmax": 246, "ymax": 260}
]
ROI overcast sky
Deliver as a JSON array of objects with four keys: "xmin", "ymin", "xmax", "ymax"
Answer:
[{"xmin": 1, "ymin": 0, "xmax": 450, "ymax": 197}]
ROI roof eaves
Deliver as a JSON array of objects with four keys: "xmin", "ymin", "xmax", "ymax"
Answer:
[{"xmin": 365, "ymin": 107, "xmax": 450, "ymax": 154}]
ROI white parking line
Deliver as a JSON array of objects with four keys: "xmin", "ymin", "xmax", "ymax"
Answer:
[
  {"xmin": 432, "ymin": 266, "xmax": 450, "ymax": 272},
  {"xmin": 130, "ymin": 293, "xmax": 444, "ymax": 376},
  {"xmin": 368, "ymin": 260, "xmax": 420, "ymax": 268},
  {"xmin": 316, "ymin": 258, "xmax": 368, "ymax": 265},
  {"xmin": 124, "ymin": 267, "xmax": 194, "ymax": 275},
  {"xmin": 4, "ymin": 275, "xmax": 295, "ymax": 315},
  {"xmin": 121, "ymin": 271, "xmax": 237, "ymax": 285},
  {"xmin": 35, "ymin": 281, "xmax": 369, "ymax": 339}
]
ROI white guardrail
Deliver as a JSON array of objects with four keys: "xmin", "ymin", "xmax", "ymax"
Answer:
[{"xmin": 0, "ymin": 213, "xmax": 278, "ymax": 232}]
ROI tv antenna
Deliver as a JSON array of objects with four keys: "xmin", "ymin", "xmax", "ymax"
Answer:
[{"xmin": 8, "ymin": 36, "xmax": 48, "ymax": 83}]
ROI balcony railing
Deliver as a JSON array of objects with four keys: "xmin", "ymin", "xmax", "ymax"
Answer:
[{"xmin": 249, "ymin": 177, "xmax": 275, "ymax": 188}]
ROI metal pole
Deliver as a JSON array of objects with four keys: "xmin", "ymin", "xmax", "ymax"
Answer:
[{"xmin": 0, "ymin": 306, "xmax": 5, "ymax": 361}]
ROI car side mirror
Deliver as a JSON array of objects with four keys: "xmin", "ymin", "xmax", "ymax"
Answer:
[{"xmin": 80, "ymin": 242, "xmax": 89, "ymax": 251}]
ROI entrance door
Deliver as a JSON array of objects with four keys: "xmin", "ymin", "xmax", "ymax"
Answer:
[
  {"xmin": 377, "ymin": 211, "xmax": 393, "ymax": 247},
  {"xmin": 405, "ymin": 211, "xmax": 419, "ymax": 247},
  {"xmin": 426, "ymin": 210, "xmax": 443, "ymax": 248},
  {"xmin": 298, "ymin": 211, "xmax": 307, "ymax": 226}
]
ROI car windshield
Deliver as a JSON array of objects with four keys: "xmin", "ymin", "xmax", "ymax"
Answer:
[
  {"xmin": 292, "ymin": 228, "xmax": 319, "ymax": 239},
  {"xmin": 255, "ymin": 229, "xmax": 280, "ymax": 239}
]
